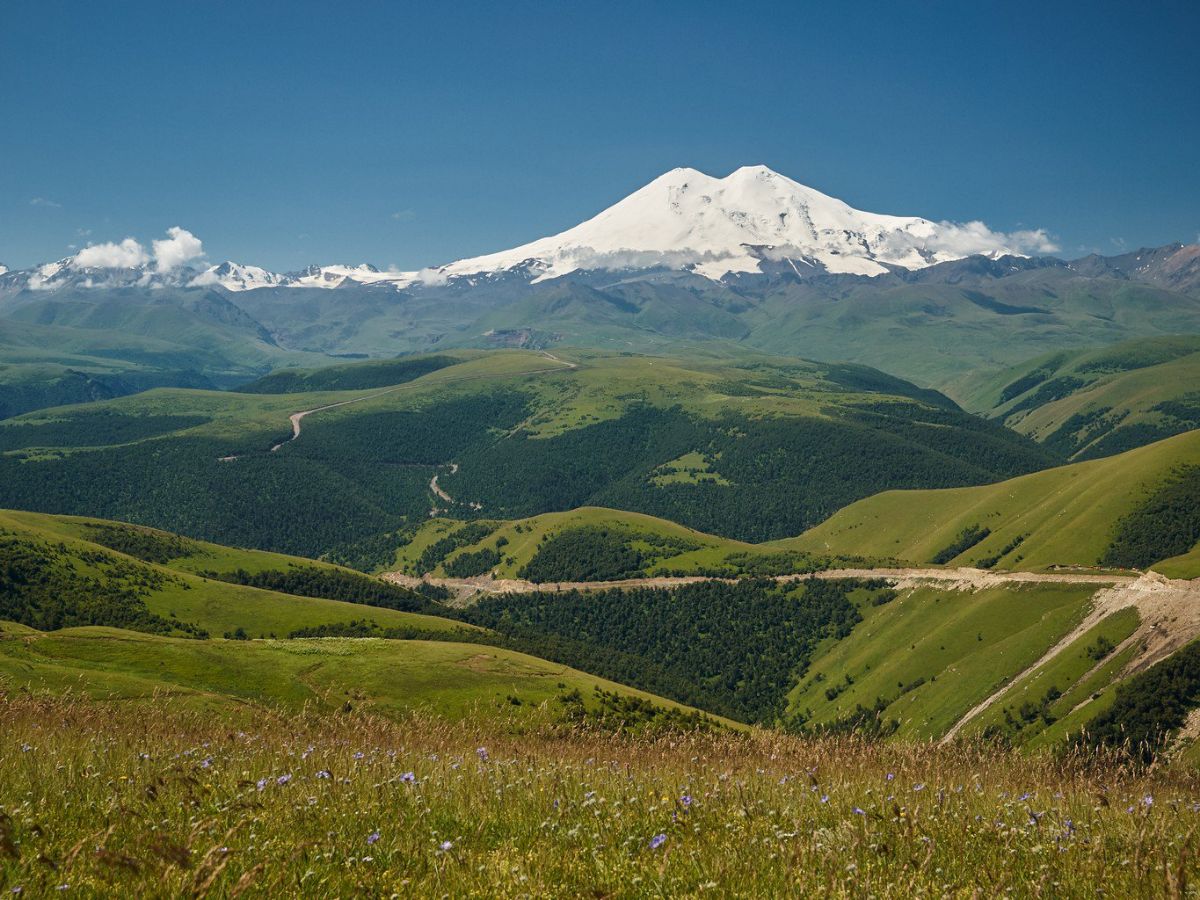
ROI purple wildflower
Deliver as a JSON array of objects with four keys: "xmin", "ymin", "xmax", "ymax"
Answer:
[
  {"xmin": 1143, "ymin": 795, "xmax": 1154, "ymax": 807},
  {"xmin": 913, "ymin": 783, "xmax": 926, "ymax": 792},
  {"xmin": 276, "ymin": 773, "xmax": 292, "ymax": 786},
  {"xmin": 353, "ymin": 751, "xmax": 365, "ymax": 760},
  {"xmin": 401, "ymin": 772, "xmax": 416, "ymax": 784},
  {"xmin": 439, "ymin": 840, "xmax": 454, "ymax": 852},
  {"xmin": 476, "ymin": 747, "xmax": 489, "ymax": 761},
  {"xmin": 853, "ymin": 807, "xmax": 867, "ymax": 816},
  {"xmin": 256, "ymin": 778, "xmax": 268, "ymax": 791},
  {"xmin": 200, "ymin": 757, "xmax": 212, "ymax": 769},
  {"xmin": 649, "ymin": 833, "xmax": 667, "ymax": 850},
  {"xmin": 316, "ymin": 769, "xmax": 331, "ymax": 779},
  {"xmin": 367, "ymin": 831, "xmax": 380, "ymax": 845},
  {"xmin": 681, "ymin": 794, "xmax": 693, "ymax": 808}
]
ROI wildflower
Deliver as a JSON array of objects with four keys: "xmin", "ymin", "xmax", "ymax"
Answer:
[
  {"xmin": 12, "ymin": 888, "xmax": 23, "ymax": 895},
  {"xmin": 649, "ymin": 833, "xmax": 667, "ymax": 850},
  {"xmin": 820, "ymin": 794, "xmax": 829, "ymax": 804},
  {"xmin": 317, "ymin": 770, "xmax": 332, "ymax": 779},
  {"xmin": 20, "ymin": 744, "xmax": 31, "ymax": 753},
  {"xmin": 886, "ymin": 773, "xmax": 894, "ymax": 782},
  {"xmin": 256, "ymin": 778, "xmax": 268, "ymax": 792},
  {"xmin": 401, "ymin": 772, "xmax": 416, "ymax": 784},
  {"xmin": 276, "ymin": 773, "xmax": 292, "ymax": 786},
  {"xmin": 476, "ymin": 747, "xmax": 489, "ymax": 761},
  {"xmin": 1143, "ymin": 795, "xmax": 1154, "ymax": 807},
  {"xmin": 439, "ymin": 840, "xmax": 454, "ymax": 852},
  {"xmin": 681, "ymin": 794, "xmax": 693, "ymax": 808},
  {"xmin": 367, "ymin": 831, "xmax": 380, "ymax": 845},
  {"xmin": 913, "ymin": 783, "xmax": 926, "ymax": 792},
  {"xmin": 200, "ymin": 757, "xmax": 213, "ymax": 769},
  {"xmin": 353, "ymin": 751, "xmax": 365, "ymax": 760},
  {"xmin": 1018, "ymin": 792, "xmax": 1032, "ymax": 802},
  {"xmin": 852, "ymin": 807, "xmax": 867, "ymax": 817},
  {"xmin": 56, "ymin": 887, "xmax": 69, "ymax": 893}
]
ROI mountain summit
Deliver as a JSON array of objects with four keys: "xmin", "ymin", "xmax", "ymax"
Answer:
[{"xmin": 424, "ymin": 165, "xmax": 1058, "ymax": 283}]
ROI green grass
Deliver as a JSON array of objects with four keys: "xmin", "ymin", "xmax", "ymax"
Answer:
[
  {"xmin": 3, "ymin": 692, "xmax": 1199, "ymax": 896},
  {"xmin": 948, "ymin": 335, "xmax": 1200, "ymax": 459},
  {"xmin": 963, "ymin": 607, "xmax": 1142, "ymax": 744},
  {"xmin": 0, "ymin": 509, "xmax": 464, "ymax": 638},
  {"xmin": 0, "ymin": 623, "xmax": 703, "ymax": 723},
  {"xmin": 788, "ymin": 583, "xmax": 1098, "ymax": 738},
  {"xmin": 784, "ymin": 429, "xmax": 1200, "ymax": 571}
]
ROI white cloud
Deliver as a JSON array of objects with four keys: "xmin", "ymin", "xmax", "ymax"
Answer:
[
  {"xmin": 923, "ymin": 221, "xmax": 1060, "ymax": 258},
  {"xmin": 391, "ymin": 209, "xmax": 416, "ymax": 222},
  {"xmin": 72, "ymin": 237, "xmax": 150, "ymax": 269},
  {"xmin": 30, "ymin": 197, "xmax": 62, "ymax": 208},
  {"xmin": 152, "ymin": 226, "xmax": 204, "ymax": 272}
]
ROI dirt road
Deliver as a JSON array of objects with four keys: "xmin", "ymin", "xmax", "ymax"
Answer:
[{"xmin": 382, "ymin": 565, "xmax": 1140, "ymax": 604}]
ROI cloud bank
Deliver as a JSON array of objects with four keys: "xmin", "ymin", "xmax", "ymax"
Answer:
[{"xmin": 70, "ymin": 227, "xmax": 204, "ymax": 271}]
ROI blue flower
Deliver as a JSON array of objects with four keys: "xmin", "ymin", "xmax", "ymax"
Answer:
[
  {"xmin": 316, "ymin": 769, "xmax": 332, "ymax": 779},
  {"xmin": 681, "ymin": 794, "xmax": 693, "ymax": 808},
  {"xmin": 276, "ymin": 773, "xmax": 292, "ymax": 786},
  {"xmin": 649, "ymin": 833, "xmax": 667, "ymax": 850},
  {"xmin": 439, "ymin": 840, "xmax": 454, "ymax": 852},
  {"xmin": 853, "ymin": 807, "xmax": 866, "ymax": 816},
  {"xmin": 401, "ymin": 772, "xmax": 416, "ymax": 784},
  {"xmin": 367, "ymin": 831, "xmax": 380, "ymax": 845}
]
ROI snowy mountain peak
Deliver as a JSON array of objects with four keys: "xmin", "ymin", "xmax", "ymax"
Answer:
[{"xmin": 426, "ymin": 165, "xmax": 1057, "ymax": 283}]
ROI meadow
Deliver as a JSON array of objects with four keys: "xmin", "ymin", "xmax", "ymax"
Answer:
[{"xmin": 2, "ymin": 693, "xmax": 1198, "ymax": 897}]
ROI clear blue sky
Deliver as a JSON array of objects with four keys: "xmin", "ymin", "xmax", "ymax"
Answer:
[{"xmin": 2, "ymin": 0, "xmax": 1197, "ymax": 270}]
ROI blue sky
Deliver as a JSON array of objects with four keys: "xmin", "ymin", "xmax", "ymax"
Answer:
[{"xmin": 2, "ymin": 0, "xmax": 1197, "ymax": 270}]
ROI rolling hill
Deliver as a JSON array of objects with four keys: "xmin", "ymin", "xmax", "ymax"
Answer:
[
  {"xmin": 947, "ymin": 335, "xmax": 1200, "ymax": 459},
  {"xmin": 783, "ymin": 429, "xmax": 1200, "ymax": 575},
  {"xmin": 0, "ymin": 349, "xmax": 1057, "ymax": 558}
]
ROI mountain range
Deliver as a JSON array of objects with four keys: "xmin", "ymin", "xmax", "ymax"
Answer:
[{"xmin": 2, "ymin": 166, "xmax": 1200, "ymax": 415}]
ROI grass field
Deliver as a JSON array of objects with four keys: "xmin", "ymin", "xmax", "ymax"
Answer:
[
  {"xmin": 0, "ymin": 623, "xmax": 710, "ymax": 725},
  {"xmin": 2, "ymin": 693, "xmax": 1199, "ymax": 897},
  {"xmin": 784, "ymin": 429, "xmax": 1200, "ymax": 574},
  {"xmin": 789, "ymin": 583, "xmax": 1099, "ymax": 738}
]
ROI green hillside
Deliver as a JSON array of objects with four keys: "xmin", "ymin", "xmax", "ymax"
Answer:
[
  {"xmin": 784, "ymin": 429, "xmax": 1200, "ymax": 574},
  {"xmin": 0, "ymin": 623, "xmax": 711, "ymax": 727},
  {"xmin": 0, "ymin": 349, "xmax": 1057, "ymax": 558},
  {"xmin": 0, "ymin": 509, "xmax": 463, "ymax": 640},
  {"xmin": 787, "ymin": 582, "xmax": 1101, "ymax": 738},
  {"xmin": 387, "ymin": 507, "xmax": 835, "ymax": 581},
  {"xmin": 947, "ymin": 335, "xmax": 1200, "ymax": 459}
]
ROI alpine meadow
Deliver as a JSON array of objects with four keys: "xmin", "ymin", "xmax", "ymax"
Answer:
[{"xmin": 3, "ymin": 3, "xmax": 1200, "ymax": 897}]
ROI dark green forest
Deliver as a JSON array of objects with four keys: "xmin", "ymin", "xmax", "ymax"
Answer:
[
  {"xmin": 0, "ymin": 388, "xmax": 1058, "ymax": 557},
  {"xmin": 196, "ymin": 564, "xmax": 431, "ymax": 612},
  {"xmin": 1101, "ymin": 466, "xmax": 1200, "ymax": 568},
  {"xmin": 459, "ymin": 578, "xmax": 886, "ymax": 723}
]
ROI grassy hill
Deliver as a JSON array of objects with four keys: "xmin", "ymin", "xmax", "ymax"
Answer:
[
  {"xmin": 0, "ymin": 349, "xmax": 1057, "ymax": 559},
  {"xmin": 947, "ymin": 335, "xmax": 1200, "ymax": 459},
  {"xmin": 784, "ymin": 429, "xmax": 1200, "ymax": 575},
  {"xmin": 787, "ymin": 582, "xmax": 1103, "ymax": 738},
  {"xmin": 0, "ymin": 508, "xmax": 462, "ymax": 640},
  {"xmin": 0, "ymin": 623, "xmax": 710, "ymax": 727},
  {"xmin": 387, "ymin": 507, "xmax": 835, "ymax": 581}
]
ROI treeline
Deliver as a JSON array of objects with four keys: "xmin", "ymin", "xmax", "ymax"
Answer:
[
  {"xmin": 197, "ymin": 564, "xmax": 433, "ymax": 612},
  {"xmin": 83, "ymin": 522, "xmax": 200, "ymax": 564},
  {"xmin": 0, "ymin": 410, "xmax": 208, "ymax": 451},
  {"xmin": 931, "ymin": 525, "xmax": 990, "ymax": 564},
  {"xmin": 1076, "ymin": 639, "xmax": 1200, "ymax": 763},
  {"xmin": 459, "ymin": 578, "xmax": 880, "ymax": 723},
  {"xmin": 1101, "ymin": 466, "xmax": 1200, "ymax": 568},
  {"xmin": 416, "ymin": 523, "xmax": 498, "ymax": 574},
  {"xmin": 0, "ymin": 532, "xmax": 206, "ymax": 637},
  {"xmin": 237, "ymin": 355, "xmax": 457, "ymax": 394},
  {"xmin": 518, "ymin": 527, "xmax": 647, "ymax": 582}
]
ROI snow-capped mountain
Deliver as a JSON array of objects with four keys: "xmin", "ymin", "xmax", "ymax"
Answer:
[
  {"xmin": 425, "ymin": 165, "xmax": 1052, "ymax": 282},
  {"xmin": 2, "ymin": 166, "xmax": 1058, "ymax": 293}
]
